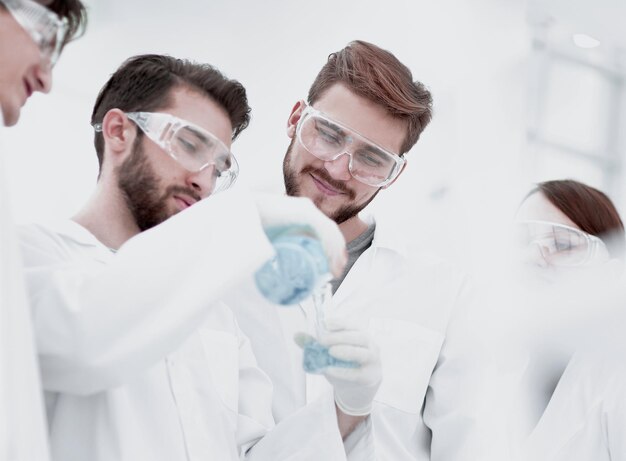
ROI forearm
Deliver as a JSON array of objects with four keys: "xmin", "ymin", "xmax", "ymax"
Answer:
[{"xmin": 336, "ymin": 404, "xmax": 368, "ymax": 440}]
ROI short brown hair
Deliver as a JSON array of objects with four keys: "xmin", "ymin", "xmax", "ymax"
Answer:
[
  {"xmin": 307, "ymin": 40, "xmax": 432, "ymax": 154},
  {"xmin": 91, "ymin": 54, "xmax": 251, "ymax": 170},
  {"xmin": 534, "ymin": 180, "xmax": 625, "ymax": 259}
]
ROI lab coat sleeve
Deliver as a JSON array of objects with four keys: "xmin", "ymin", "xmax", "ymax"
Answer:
[
  {"xmin": 245, "ymin": 389, "xmax": 346, "ymax": 461},
  {"xmin": 19, "ymin": 190, "xmax": 274, "ymax": 395}
]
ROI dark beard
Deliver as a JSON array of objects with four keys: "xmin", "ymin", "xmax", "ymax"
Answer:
[
  {"xmin": 116, "ymin": 138, "xmax": 200, "ymax": 231},
  {"xmin": 282, "ymin": 137, "xmax": 380, "ymax": 224}
]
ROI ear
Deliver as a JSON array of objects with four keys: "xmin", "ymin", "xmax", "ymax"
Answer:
[
  {"xmin": 286, "ymin": 100, "xmax": 306, "ymax": 139},
  {"xmin": 101, "ymin": 109, "xmax": 137, "ymax": 165},
  {"xmin": 381, "ymin": 158, "xmax": 408, "ymax": 189}
]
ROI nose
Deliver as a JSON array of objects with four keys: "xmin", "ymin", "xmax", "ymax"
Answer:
[
  {"xmin": 34, "ymin": 60, "xmax": 53, "ymax": 94},
  {"xmin": 323, "ymin": 152, "xmax": 352, "ymax": 181},
  {"xmin": 186, "ymin": 165, "xmax": 217, "ymax": 198}
]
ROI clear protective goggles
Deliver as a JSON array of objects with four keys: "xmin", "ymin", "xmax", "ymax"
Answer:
[
  {"xmin": 1, "ymin": 0, "xmax": 68, "ymax": 68},
  {"xmin": 516, "ymin": 220, "xmax": 610, "ymax": 267},
  {"xmin": 296, "ymin": 105, "xmax": 406, "ymax": 187},
  {"xmin": 93, "ymin": 112, "xmax": 239, "ymax": 194}
]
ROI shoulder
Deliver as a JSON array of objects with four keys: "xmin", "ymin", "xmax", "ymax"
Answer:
[
  {"xmin": 18, "ymin": 220, "xmax": 103, "ymax": 267},
  {"xmin": 18, "ymin": 222, "xmax": 70, "ymax": 264}
]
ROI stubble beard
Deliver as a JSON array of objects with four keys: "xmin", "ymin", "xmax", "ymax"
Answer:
[
  {"xmin": 116, "ymin": 138, "xmax": 200, "ymax": 231},
  {"xmin": 282, "ymin": 138, "xmax": 380, "ymax": 225}
]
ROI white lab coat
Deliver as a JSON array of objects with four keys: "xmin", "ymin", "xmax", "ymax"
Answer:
[
  {"xmin": 499, "ymin": 271, "xmax": 626, "ymax": 448},
  {"xmin": 525, "ymin": 339, "xmax": 626, "ymax": 461},
  {"xmin": 0, "ymin": 123, "xmax": 51, "ymax": 461},
  {"xmin": 18, "ymin": 191, "xmax": 276, "ymax": 461},
  {"xmin": 225, "ymin": 214, "xmax": 486, "ymax": 461},
  {"xmin": 525, "ymin": 314, "xmax": 626, "ymax": 461}
]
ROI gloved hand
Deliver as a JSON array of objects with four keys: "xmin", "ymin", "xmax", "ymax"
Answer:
[
  {"xmin": 254, "ymin": 194, "xmax": 347, "ymax": 277},
  {"xmin": 318, "ymin": 318, "xmax": 382, "ymax": 416}
]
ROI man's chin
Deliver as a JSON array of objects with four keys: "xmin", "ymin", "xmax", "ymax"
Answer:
[
  {"xmin": 166, "ymin": 205, "xmax": 182, "ymax": 220},
  {"xmin": 310, "ymin": 195, "xmax": 338, "ymax": 216}
]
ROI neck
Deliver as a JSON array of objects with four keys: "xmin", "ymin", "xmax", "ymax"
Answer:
[
  {"xmin": 339, "ymin": 215, "xmax": 369, "ymax": 243},
  {"xmin": 72, "ymin": 176, "xmax": 140, "ymax": 251}
]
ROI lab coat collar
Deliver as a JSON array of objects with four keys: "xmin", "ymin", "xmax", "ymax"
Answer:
[
  {"xmin": 45, "ymin": 219, "xmax": 103, "ymax": 247},
  {"xmin": 38, "ymin": 219, "xmax": 115, "ymax": 263},
  {"xmin": 330, "ymin": 213, "xmax": 410, "ymax": 307},
  {"xmin": 360, "ymin": 212, "xmax": 409, "ymax": 260}
]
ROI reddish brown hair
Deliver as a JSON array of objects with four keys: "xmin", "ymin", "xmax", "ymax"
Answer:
[
  {"xmin": 534, "ymin": 180, "xmax": 625, "ymax": 258},
  {"xmin": 307, "ymin": 40, "xmax": 432, "ymax": 154}
]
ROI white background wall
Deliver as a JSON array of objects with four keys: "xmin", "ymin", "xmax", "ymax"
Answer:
[{"xmin": 4, "ymin": 0, "xmax": 623, "ymax": 271}]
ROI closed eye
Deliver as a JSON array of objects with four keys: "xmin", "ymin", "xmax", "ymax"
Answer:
[
  {"xmin": 314, "ymin": 119, "xmax": 344, "ymax": 146},
  {"xmin": 355, "ymin": 148, "xmax": 393, "ymax": 168},
  {"xmin": 176, "ymin": 128, "xmax": 214, "ymax": 157}
]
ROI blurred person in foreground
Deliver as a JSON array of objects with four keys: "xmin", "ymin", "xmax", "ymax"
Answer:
[
  {"xmin": 518, "ymin": 180, "xmax": 626, "ymax": 461},
  {"xmin": 509, "ymin": 179, "xmax": 625, "ymax": 441},
  {"xmin": 0, "ymin": 0, "xmax": 86, "ymax": 459}
]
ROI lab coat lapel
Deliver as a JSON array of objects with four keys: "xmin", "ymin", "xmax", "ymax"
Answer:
[{"xmin": 332, "ymin": 215, "xmax": 408, "ymax": 314}]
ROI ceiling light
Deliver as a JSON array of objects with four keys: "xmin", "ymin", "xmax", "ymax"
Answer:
[{"xmin": 572, "ymin": 33, "xmax": 600, "ymax": 49}]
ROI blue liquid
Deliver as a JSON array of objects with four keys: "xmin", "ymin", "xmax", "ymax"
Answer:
[
  {"xmin": 255, "ymin": 230, "xmax": 329, "ymax": 305},
  {"xmin": 301, "ymin": 337, "xmax": 360, "ymax": 374}
]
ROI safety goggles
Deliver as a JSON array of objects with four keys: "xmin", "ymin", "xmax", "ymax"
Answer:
[
  {"xmin": 93, "ymin": 112, "xmax": 239, "ymax": 194},
  {"xmin": 1, "ymin": 0, "xmax": 68, "ymax": 68},
  {"xmin": 516, "ymin": 220, "xmax": 609, "ymax": 267},
  {"xmin": 296, "ymin": 105, "xmax": 406, "ymax": 187}
]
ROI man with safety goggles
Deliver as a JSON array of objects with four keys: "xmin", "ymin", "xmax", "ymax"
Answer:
[
  {"xmin": 18, "ymin": 54, "xmax": 347, "ymax": 460},
  {"xmin": 295, "ymin": 105, "xmax": 407, "ymax": 188},
  {"xmin": 92, "ymin": 110, "xmax": 240, "ymax": 201},
  {"xmin": 1, "ymin": 1, "xmax": 85, "ymax": 460},
  {"xmin": 224, "ymin": 41, "xmax": 478, "ymax": 461}
]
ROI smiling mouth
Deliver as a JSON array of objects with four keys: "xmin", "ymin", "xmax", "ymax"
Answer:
[{"xmin": 309, "ymin": 173, "xmax": 345, "ymax": 196}]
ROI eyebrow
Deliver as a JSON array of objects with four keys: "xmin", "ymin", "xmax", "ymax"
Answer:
[
  {"xmin": 315, "ymin": 111, "xmax": 397, "ymax": 161},
  {"xmin": 317, "ymin": 118, "xmax": 345, "ymax": 135},
  {"xmin": 358, "ymin": 144, "xmax": 392, "ymax": 161}
]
